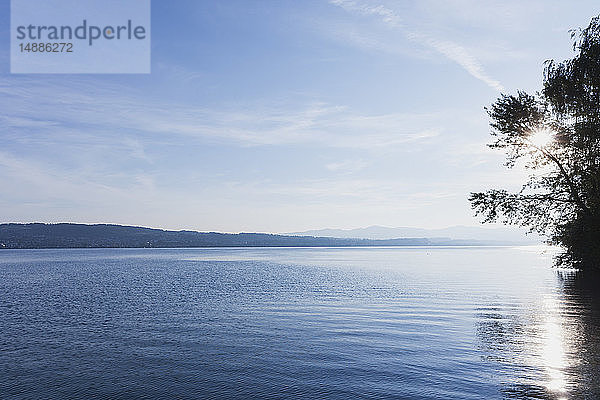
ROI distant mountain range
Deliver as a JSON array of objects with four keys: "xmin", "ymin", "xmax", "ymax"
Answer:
[
  {"xmin": 286, "ymin": 225, "xmax": 541, "ymax": 244},
  {"xmin": 0, "ymin": 223, "xmax": 534, "ymax": 249}
]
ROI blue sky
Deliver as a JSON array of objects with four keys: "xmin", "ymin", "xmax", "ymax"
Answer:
[{"xmin": 0, "ymin": 0, "xmax": 598, "ymax": 232}]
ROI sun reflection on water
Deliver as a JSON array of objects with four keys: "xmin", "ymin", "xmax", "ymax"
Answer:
[{"xmin": 541, "ymin": 296, "xmax": 569, "ymax": 397}]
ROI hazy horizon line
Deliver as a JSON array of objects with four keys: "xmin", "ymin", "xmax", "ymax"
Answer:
[{"xmin": 1, "ymin": 220, "xmax": 532, "ymax": 235}]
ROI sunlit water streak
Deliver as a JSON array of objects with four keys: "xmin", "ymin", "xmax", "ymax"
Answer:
[
  {"xmin": 541, "ymin": 296, "xmax": 568, "ymax": 395},
  {"xmin": 0, "ymin": 246, "xmax": 598, "ymax": 399}
]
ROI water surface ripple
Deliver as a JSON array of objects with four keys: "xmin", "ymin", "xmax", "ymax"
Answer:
[{"xmin": 1, "ymin": 247, "xmax": 598, "ymax": 399}]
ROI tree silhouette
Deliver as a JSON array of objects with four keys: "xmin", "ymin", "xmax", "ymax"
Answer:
[{"xmin": 470, "ymin": 16, "xmax": 600, "ymax": 269}]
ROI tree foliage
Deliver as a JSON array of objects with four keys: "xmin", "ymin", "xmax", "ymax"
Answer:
[{"xmin": 470, "ymin": 16, "xmax": 600, "ymax": 269}]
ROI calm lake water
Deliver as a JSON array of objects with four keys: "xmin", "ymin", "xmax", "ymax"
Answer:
[{"xmin": 1, "ymin": 246, "xmax": 599, "ymax": 399}]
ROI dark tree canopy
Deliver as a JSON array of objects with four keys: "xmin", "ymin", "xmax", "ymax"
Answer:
[{"xmin": 470, "ymin": 16, "xmax": 600, "ymax": 269}]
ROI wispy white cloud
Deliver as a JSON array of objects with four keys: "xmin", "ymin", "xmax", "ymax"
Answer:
[
  {"xmin": 123, "ymin": 137, "xmax": 153, "ymax": 163},
  {"xmin": 154, "ymin": 61, "xmax": 206, "ymax": 84},
  {"xmin": 326, "ymin": 159, "xmax": 367, "ymax": 173},
  {"xmin": 0, "ymin": 78, "xmax": 442, "ymax": 150},
  {"xmin": 329, "ymin": 0, "xmax": 504, "ymax": 91},
  {"xmin": 408, "ymin": 33, "xmax": 504, "ymax": 92},
  {"xmin": 222, "ymin": 176, "xmax": 461, "ymax": 207},
  {"xmin": 0, "ymin": 76, "xmax": 459, "ymax": 230},
  {"xmin": 0, "ymin": 150, "xmax": 133, "ymax": 203},
  {"xmin": 330, "ymin": 0, "xmax": 403, "ymax": 26}
]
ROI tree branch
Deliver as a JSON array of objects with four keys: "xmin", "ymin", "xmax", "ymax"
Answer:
[{"xmin": 527, "ymin": 140, "xmax": 591, "ymax": 214}]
